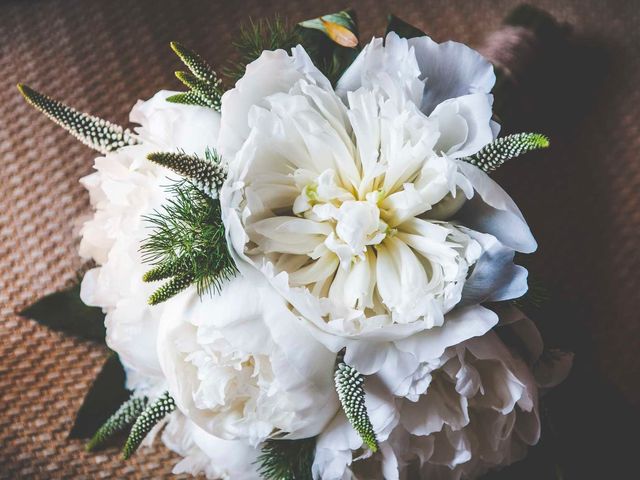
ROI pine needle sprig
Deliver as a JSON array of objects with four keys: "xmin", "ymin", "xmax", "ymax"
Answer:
[
  {"xmin": 147, "ymin": 148, "xmax": 227, "ymax": 199},
  {"xmin": 86, "ymin": 395, "xmax": 148, "ymax": 452},
  {"xmin": 225, "ymin": 17, "xmax": 300, "ymax": 83},
  {"xmin": 141, "ymin": 180, "xmax": 237, "ymax": 304},
  {"xmin": 122, "ymin": 392, "xmax": 175, "ymax": 460},
  {"xmin": 168, "ymin": 41, "xmax": 223, "ymax": 110},
  {"xmin": 17, "ymin": 84, "xmax": 138, "ymax": 154},
  {"xmin": 256, "ymin": 438, "xmax": 316, "ymax": 480},
  {"xmin": 335, "ymin": 362, "xmax": 378, "ymax": 452},
  {"xmin": 463, "ymin": 132, "xmax": 550, "ymax": 173}
]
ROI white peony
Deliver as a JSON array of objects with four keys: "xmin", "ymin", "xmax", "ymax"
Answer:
[
  {"xmin": 312, "ymin": 308, "xmax": 559, "ymax": 480},
  {"xmin": 79, "ymin": 90, "xmax": 222, "ymax": 393},
  {"xmin": 219, "ymin": 33, "xmax": 535, "ymax": 363},
  {"xmin": 157, "ymin": 271, "xmax": 339, "ymax": 446},
  {"xmin": 162, "ymin": 413, "xmax": 261, "ymax": 480}
]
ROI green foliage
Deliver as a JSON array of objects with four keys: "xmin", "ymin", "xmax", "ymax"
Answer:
[
  {"xmin": 146, "ymin": 148, "xmax": 226, "ymax": 198},
  {"xmin": 297, "ymin": 10, "xmax": 360, "ymax": 85},
  {"xmin": 385, "ymin": 14, "xmax": 425, "ymax": 39},
  {"xmin": 17, "ymin": 84, "xmax": 138, "ymax": 154},
  {"xmin": 334, "ymin": 362, "xmax": 378, "ymax": 452},
  {"xmin": 256, "ymin": 438, "xmax": 316, "ymax": 480},
  {"xmin": 298, "ymin": 10, "xmax": 358, "ymax": 47},
  {"xmin": 165, "ymin": 91, "xmax": 210, "ymax": 107},
  {"xmin": 225, "ymin": 12, "xmax": 360, "ymax": 86},
  {"xmin": 86, "ymin": 395, "xmax": 148, "ymax": 452},
  {"xmin": 463, "ymin": 133, "xmax": 550, "ymax": 173},
  {"xmin": 168, "ymin": 42, "xmax": 223, "ymax": 110},
  {"xmin": 225, "ymin": 16, "xmax": 300, "ymax": 83},
  {"xmin": 147, "ymin": 271, "xmax": 195, "ymax": 305},
  {"xmin": 122, "ymin": 392, "xmax": 176, "ymax": 459},
  {"xmin": 20, "ymin": 283, "xmax": 105, "ymax": 343},
  {"xmin": 69, "ymin": 353, "xmax": 130, "ymax": 439},
  {"xmin": 141, "ymin": 180, "xmax": 237, "ymax": 304}
]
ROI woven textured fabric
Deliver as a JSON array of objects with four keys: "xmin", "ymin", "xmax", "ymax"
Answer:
[{"xmin": 0, "ymin": 0, "xmax": 638, "ymax": 478}]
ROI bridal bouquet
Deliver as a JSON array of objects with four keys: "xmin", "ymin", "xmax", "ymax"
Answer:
[{"xmin": 18, "ymin": 8, "xmax": 572, "ymax": 480}]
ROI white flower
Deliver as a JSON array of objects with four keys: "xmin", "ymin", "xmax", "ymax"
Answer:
[
  {"xmin": 156, "ymin": 271, "xmax": 339, "ymax": 446},
  {"xmin": 395, "ymin": 332, "xmax": 540, "ymax": 480},
  {"xmin": 79, "ymin": 90, "xmax": 221, "ymax": 392},
  {"xmin": 219, "ymin": 33, "xmax": 535, "ymax": 359},
  {"xmin": 162, "ymin": 413, "xmax": 260, "ymax": 480},
  {"xmin": 313, "ymin": 314, "xmax": 548, "ymax": 480}
]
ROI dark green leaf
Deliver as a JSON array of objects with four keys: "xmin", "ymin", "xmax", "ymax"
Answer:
[
  {"xmin": 385, "ymin": 14, "xmax": 425, "ymax": 39},
  {"xmin": 20, "ymin": 284, "xmax": 106, "ymax": 343},
  {"xmin": 69, "ymin": 353, "xmax": 130, "ymax": 439}
]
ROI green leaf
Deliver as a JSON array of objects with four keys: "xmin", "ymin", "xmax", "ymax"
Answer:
[
  {"xmin": 256, "ymin": 438, "xmax": 315, "ymax": 480},
  {"xmin": 462, "ymin": 132, "xmax": 550, "ymax": 173},
  {"xmin": 20, "ymin": 284, "xmax": 106, "ymax": 343},
  {"xmin": 69, "ymin": 353, "xmax": 130, "ymax": 439},
  {"xmin": 334, "ymin": 362, "xmax": 378, "ymax": 452},
  {"xmin": 385, "ymin": 14, "xmax": 425, "ymax": 39},
  {"xmin": 17, "ymin": 84, "xmax": 138, "ymax": 154},
  {"xmin": 299, "ymin": 10, "xmax": 358, "ymax": 48},
  {"xmin": 296, "ymin": 10, "xmax": 360, "ymax": 85},
  {"xmin": 122, "ymin": 392, "xmax": 176, "ymax": 459},
  {"xmin": 86, "ymin": 395, "xmax": 148, "ymax": 452}
]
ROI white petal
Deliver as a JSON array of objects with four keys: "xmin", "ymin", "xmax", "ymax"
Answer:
[
  {"xmin": 407, "ymin": 36, "xmax": 496, "ymax": 114},
  {"xmin": 395, "ymin": 305, "xmax": 498, "ymax": 363},
  {"xmin": 456, "ymin": 160, "xmax": 537, "ymax": 253},
  {"xmin": 460, "ymin": 230, "xmax": 529, "ymax": 304},
  {"xmin": 430, "ymin": 93, "xmax": 494, "ymax": 158}
]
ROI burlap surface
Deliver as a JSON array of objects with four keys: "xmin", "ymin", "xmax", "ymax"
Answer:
[{"xmin": 1, "ymin": 0, "xmax": 638, "ymax": 478}]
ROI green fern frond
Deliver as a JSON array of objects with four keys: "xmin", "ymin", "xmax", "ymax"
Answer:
[
  {"xmin": 141, "ymin": 180, "xmax": 237, "ymax": 305},
  {"xmin": 225, "ymin": 17, "xmax": 299, "ymax": 83},
  {"xmin": 86, "ymin": 396, "xmax": 148, "ymax": 452},
  {"xmin": 168, "ymin": 42, "xmax": 223, "ymax": 111},
  {"xmin": 256, "ymin": 438, "xmax": 315, "ymax": 480},
  {"xmin": 147, "ymin": 149, "xmax": 226, "ymax": 198},
  {"xmin": 122, "ymin": 392, "xmax": 175, "ymax": 459},
  {"xmin": 17, "ymin": 84, "xmax": 138, "ymax": 154},
  {"xmin": 463, "ymin": 133, "xmax": 550, "ymax": 173},
  {"xmin": 335, "ymin": 362, "xmax": 378, "ymax": 452}
]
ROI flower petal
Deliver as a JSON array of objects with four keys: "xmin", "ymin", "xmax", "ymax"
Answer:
[{"xmin": 407, "ymin": 36, "xmax": 496, "ymax": 114}]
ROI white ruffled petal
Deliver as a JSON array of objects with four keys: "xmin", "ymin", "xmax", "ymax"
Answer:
[
  {"xmin": 407, "ymin": 36, "xmax": 496, "ymax": 114},
  {"xmin": 456, "ymin": 160, "xmax": 537, "ymax": 253}
]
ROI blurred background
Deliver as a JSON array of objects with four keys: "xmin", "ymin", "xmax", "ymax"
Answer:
[{"xmin": 1, "ymin": 0, "xmax": 638, "ymax": 478}]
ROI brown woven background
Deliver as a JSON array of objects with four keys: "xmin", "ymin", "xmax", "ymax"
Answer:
[{"xmin": 0, "ymin": 0, "xmax": 638, "ymax": 478}]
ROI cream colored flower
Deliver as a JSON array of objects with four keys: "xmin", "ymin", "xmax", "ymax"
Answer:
[{"xmin": 220, "ymin": 33, "xmax": 535, "ymax": 356}]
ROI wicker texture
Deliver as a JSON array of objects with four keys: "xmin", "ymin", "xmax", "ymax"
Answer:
[{"xmin": 0, "ymin": 0, "xmax": 638, "ymax": 478}]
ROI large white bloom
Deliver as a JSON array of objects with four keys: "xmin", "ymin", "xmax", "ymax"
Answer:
[
  {"xmin": 157, "ymin": 271, "xmax": 339, "ymax": 445},
  {"xmin": 220, "ymin": 33, "xmax": 535, "ymax": 361},
  {"xmin": 162, "ymin": 413, "xmax": 260, "ymax": 480},
  {"xmin": 312, "ymin": 308, "xmax": 569, "ymax": 480},
  {"xmin": 79, "ymin": 90, "xmax": 221, "ymax": 393}
]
